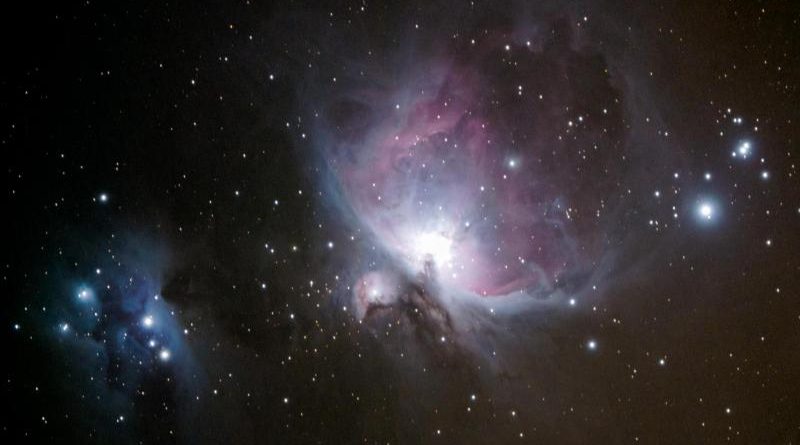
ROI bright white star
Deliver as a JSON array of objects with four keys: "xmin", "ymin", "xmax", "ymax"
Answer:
[{"xmin": 142, "ymin": 315, "xmax": 154, "ymax": 328}]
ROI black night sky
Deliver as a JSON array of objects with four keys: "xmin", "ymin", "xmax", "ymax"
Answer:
[{"xmin": 3, "ymin": 1, "xmax": 800, "ymax": 443}]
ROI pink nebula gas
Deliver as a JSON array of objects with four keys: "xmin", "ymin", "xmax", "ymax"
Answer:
[{"xmin": 318, "ymin": 32, "xmax": 625, "ymax": 318}]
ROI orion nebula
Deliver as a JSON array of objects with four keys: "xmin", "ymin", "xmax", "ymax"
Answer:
[{"xmin": 311, "ymin": 16, "xmax": 657, "ymax": 359}]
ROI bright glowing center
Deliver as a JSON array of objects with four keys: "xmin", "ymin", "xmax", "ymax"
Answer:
[
  {"xmin": 413, "ymin": 232, "xmax": 453, "ymax": 267},
  {"xmin": 699, "ymin": 203, "xmax": 713, "ymax": 220}
]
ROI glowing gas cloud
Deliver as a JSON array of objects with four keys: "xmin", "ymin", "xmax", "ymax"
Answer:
[{"xmin": 307, "ymin": 15, "xmax": 674, "ymax": 351}]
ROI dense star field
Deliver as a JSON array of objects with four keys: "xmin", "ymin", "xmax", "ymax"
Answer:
[{"xmin": 3, "ymin": 1, "xmax": 800, "ymax": 443}]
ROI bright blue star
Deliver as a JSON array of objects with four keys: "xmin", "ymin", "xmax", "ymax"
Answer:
[{"xmin": 695, "ymin": 199, "xmax": 720, "ymax": 225}]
